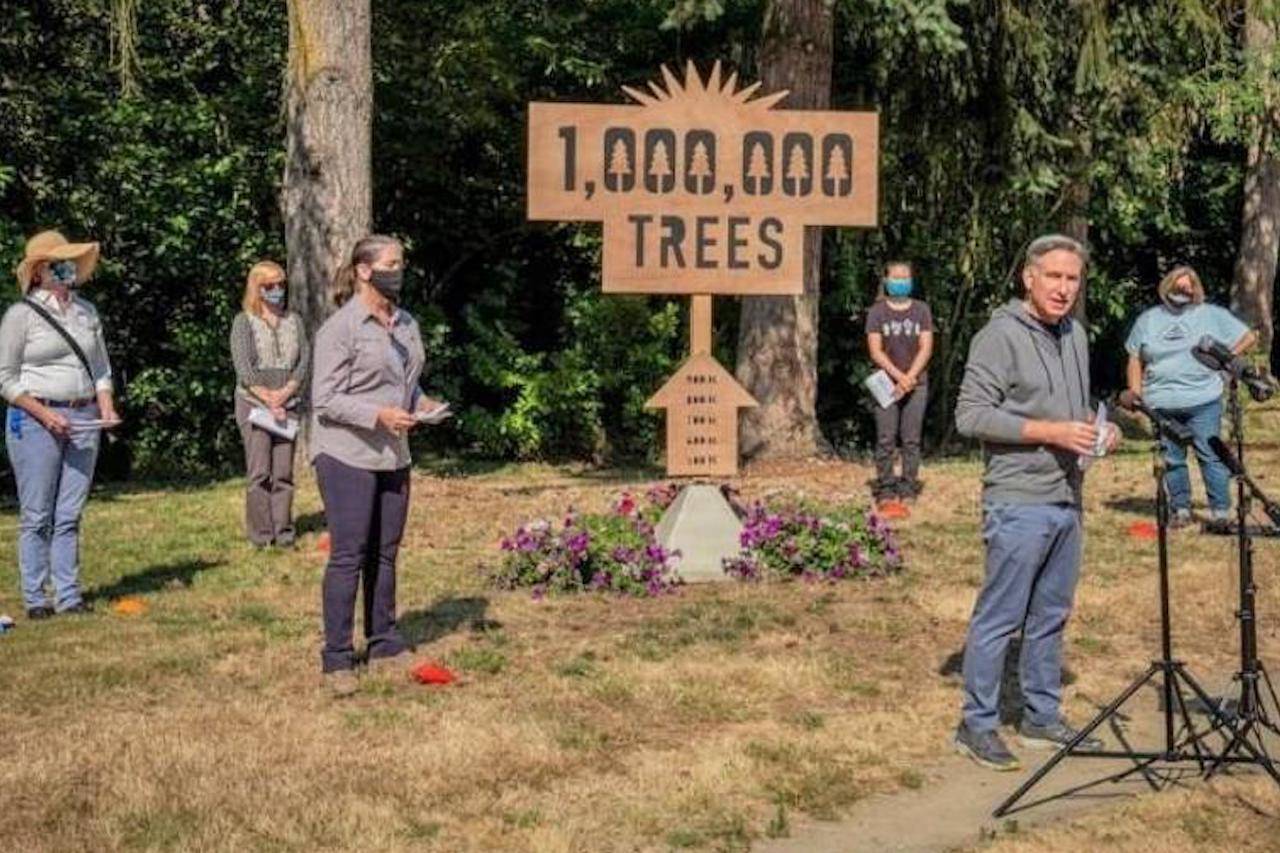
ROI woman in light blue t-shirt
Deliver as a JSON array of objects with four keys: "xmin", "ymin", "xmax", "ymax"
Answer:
[{"xmin": 1124, "ymin": 265, "xmax": 1256, "ymax": 529}]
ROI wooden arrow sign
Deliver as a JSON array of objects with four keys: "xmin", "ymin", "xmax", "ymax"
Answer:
[{"xmin": 646, "ymin": 352, "xmax": 756, "ymax": 477}]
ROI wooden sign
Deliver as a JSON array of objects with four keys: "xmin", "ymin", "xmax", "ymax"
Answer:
[
  {"xmin": 528, "ymin": 61, "xmax": 879, "ymax": 295},
  {"xmin": 527, "ymin": 62, "xmax": 880, "ymax": 477}
]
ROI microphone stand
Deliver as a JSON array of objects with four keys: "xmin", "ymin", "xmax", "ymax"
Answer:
[
  {"xmin": 994, "ymin": 409, "xmax": 1242, "ymax": 817},
  {"xmin": 1202, "ymin": 378, "xmax": 1280, "ymax": 781}
]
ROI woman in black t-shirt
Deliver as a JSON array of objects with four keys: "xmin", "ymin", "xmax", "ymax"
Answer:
[{"xmin": 864, "ymin": 261, "xmax": 934, "ymax": 502}]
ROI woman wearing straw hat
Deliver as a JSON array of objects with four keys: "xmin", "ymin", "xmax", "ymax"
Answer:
[
  {"xmin": 229, "ymin": 260, "xmax": 309, "ymax": 548},
  {"xmin": 0, "ymin": 230, "xmax": 120, "ymax": 619}
]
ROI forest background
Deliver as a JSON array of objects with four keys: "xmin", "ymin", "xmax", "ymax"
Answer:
[{"xmin": 1, "ymin": 0, "xmax": 1276, "ymax": 479}]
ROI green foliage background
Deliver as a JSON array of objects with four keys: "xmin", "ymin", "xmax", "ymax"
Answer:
[{"xmin": 0, "ymin": 0, "xmax": 1269, "ymax": 476}]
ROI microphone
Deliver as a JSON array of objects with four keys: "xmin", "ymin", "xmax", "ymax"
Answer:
[
  {"xmin": 1117, "ymin": 391, "xmax": 1193, "ymax": 443},
  {"xmin": 1208, "ymin": 435, "xmax": 1280, "ymax": 527},
  {"xmin": 1192, "ymin": 336, "xmax": 1275, "ymax": 402},
  {"xmin": 1208, "ymin": 435, "xmax": 1243, "ymax": 478},
  {"xmin": 1117, "ymin": 391, "xmax": 1194, "ymax": 442}
]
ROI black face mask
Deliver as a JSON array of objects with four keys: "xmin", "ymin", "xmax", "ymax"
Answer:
[{"xmin": 370, "ymin": 269, "xmax": 404, "ymax": 302}]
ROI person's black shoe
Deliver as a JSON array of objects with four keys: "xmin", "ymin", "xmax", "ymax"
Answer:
[
  {"xmin": 26, "ymin": 606, "xmax": 54, "ymax": 620},
  {"xmin": 60, "ymin": 601, "xmax": 94, "ymax": 615},
  {"xmin": 1018, "ymin": 717, "xmax": 1103, "ymax": 752},
  {"xmin": 954, "ymin": 723, "xmax": 1020, "ymax": 771},
  {"xmin": 1202, "ymin": 517, "xmax": 1233, "ymax": 536},
  {"xmin": 870, "ymin": 477, "xmax": 898, "ymax": 502}
]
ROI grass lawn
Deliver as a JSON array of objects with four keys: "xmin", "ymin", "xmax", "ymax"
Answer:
[{"xmin": 1, "ymin": 403, "xmax": 1279, "ymax": 851}]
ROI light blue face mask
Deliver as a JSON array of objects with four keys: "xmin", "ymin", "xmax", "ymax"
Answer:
[
  {"xmin": 885, "ymin": 277, "xmax": 913, "ymax": 299},
  {"xmin": 48, "ymin": 260, "xmax": 78, "ymax": 288},
  {"xmin": 262, "ymin": 286, "xmax": 286, "ymax": 307}
]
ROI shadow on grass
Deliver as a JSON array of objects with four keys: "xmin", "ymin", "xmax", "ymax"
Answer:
[
  {"xmin": 940, "ymin": 639, "xmax": 1077, "ymax": 726},
  {"xmin": 1105, "ymin": 496, "xmax": 1157, "ymax": 516},
  {"xmin": 88, "ymin": 558, "xmax": 224, "ymax": 602},
  {"xmin": 400, "ymin": 596, "xmax": 500, "ymax": 648},
  {"xmin": 295, "ymin": 510, "xmax": 326, "ymax": 535}
]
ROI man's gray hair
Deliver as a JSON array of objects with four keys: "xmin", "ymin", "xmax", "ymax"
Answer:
[{"xmin": 1024, "ymin": 234, "xmax": 1090, "ymax": 271}]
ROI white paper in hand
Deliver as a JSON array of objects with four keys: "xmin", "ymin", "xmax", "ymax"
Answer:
[
  {"xmin": 863, "ymin": 370, "xmax": 898, "ymax": 409},
  {"xmin": 1078, "ymin": 403, "xmax": 1109, "ymax": 471},
  {"xmin": 68, "ymin": 418, "xmax": 122, "ymax": 432},
  {"xmin": 248, "ymin": 407, "xmax": 299, "ymax": 441},
  {"xmin": 415, "ymin": 402, "xmax": 453, "ymax": 425}
]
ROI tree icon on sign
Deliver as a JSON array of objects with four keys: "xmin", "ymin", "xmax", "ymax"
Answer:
[
  {"xmin": 746, "ymin": 142, "xmax": 770, "ymax": 194},
  {"xmin": 688, "ymin": 140, "xmax": 713, "ymax": 194},
  {"xmin": 649, "ymin": 139, "xmax": 673, "ymax": 189},
  {"xmin": 824, "ymin": 141, "xmax": 851, "ymax": 197},
  {"xmin": 608, "ymin": 138, "xmax": 632, "ymax": 191},
  {"xmin": 785, "ymin": 142, "xmax": 809, "ymax": 194}
]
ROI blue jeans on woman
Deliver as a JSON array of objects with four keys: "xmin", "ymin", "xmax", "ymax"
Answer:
[
  {"xmin": 1157, "ymin": 398, "xmax": 1231, "ymax": 515},
  {"xmin": 5, "ymin": 405, "xmax": 101, "ymax": 611}
]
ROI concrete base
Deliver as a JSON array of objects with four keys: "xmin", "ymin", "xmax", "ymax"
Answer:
[{"xmin": 655, "ymin": 484, "xmax": 742, "ymax": 583}]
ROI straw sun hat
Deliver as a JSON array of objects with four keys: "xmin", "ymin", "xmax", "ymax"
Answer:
[{"xmin": 14, "ymin": 230, "xmax": 100, "ymax": 293}]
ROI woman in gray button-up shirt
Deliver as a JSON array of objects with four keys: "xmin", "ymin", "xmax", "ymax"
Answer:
[
  {"xmin": 311, "ymin": 234, "xmax": 446, "ymax": 695},
  {"xmin": 2, "ymin": 230, "xmax": 120, "ymax": 620},
  {"xmin": 230, "ymin": 260, "xmax": 308, "ymax": 548}
]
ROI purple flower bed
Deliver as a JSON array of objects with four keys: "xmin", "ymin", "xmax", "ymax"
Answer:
[
  {"xmin": 493, "ymin": 486, "xmax": 901, "ymax": 597},
  {"xmin": 492, "ymin": 487, "xmax": 682, "ymax": 597},
  {"xmin": 723, "ymin": 500, "xmax": 902, "ymax": 582}
]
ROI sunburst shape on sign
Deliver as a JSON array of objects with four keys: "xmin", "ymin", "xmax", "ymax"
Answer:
[{"xmin": 621, "ymin": 60, "xmax": 789, "ymax": 115}]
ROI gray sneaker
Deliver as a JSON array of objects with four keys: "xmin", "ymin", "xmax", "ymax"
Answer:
[
  {"xmin": 1018, "ymin": 718, "xmax": 1103, "ymax": 752},
  {"xmin": 324, "ymin": 668, "xmax": 359, "ymax": 698},
  {"xmin": 366, "ymin": 652, "xmax": 409, "ymax": 676},
  {"xmin": 954, "ymin": 723, "xmax": 1020, "ymax": 771}
]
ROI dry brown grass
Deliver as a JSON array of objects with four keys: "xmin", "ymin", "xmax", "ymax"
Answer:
[{"xmin": 1, "ymin": 403, "xmax": 1278, "ymax": 851}]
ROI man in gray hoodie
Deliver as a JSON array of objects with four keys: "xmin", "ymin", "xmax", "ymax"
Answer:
[{"xmin": 953, "ymin": 234, "xmax": 1119, "ymax": 771}]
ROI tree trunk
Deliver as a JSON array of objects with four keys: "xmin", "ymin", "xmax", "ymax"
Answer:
[
  {"xmin": 735, "ymin": 0, "xmax": 833, "ymax": 460},
  {"xmin": 1232, "ymin": 3, "xmax": 1279, "ymax": 375},
  {"xmin": 1063, "ymin": 124, "xmax": 1092, "ymax": 324},
  {"xmin": 283, "ymin": 0, "xmax": 372, "ymax": 340}
]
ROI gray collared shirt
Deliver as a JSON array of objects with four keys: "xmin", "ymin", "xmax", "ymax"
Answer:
[
  {"xmin": 310, "ymin": 295, "xmax": 426, "ymax": 471},
  {"xmin": 0, "ymin": 288, "xmax": 113, "ymax": 404}
]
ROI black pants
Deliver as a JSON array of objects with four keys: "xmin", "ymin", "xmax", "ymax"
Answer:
[
  {"xmin": 316, "ymin": 454, "xmax": 410, "ymax": 672},
  {"xmin": 873, "ymin": 383, "xmax": 927, "ymax": 484}
]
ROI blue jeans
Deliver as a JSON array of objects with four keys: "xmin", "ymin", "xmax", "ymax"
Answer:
[
  {"xmin": 5, "ymin": 405, "xmax": 100, "ymax": 611},
  {"xmin": 962, "ymin": 503, "xmax": 1082, "ymax": 733},
  {"xmin": 1157, "ymin": 399, "xmax": 1231, "ymax": 514}
]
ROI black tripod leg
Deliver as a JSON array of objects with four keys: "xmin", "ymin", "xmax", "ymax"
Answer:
[
  {"xmin": 1106, "ymin": 714, "xmax": 1164, "ymax": 791},
  {"xmin": 1253, "ymin": 665, "xmax": 1280, "ymax": 736},
  {"xmin": 1187, "ymin": 683, "xmax": 1280, "ymax": 783},
  {"xmin": 993, "ymin": 664, "xmax": 1159, "ymax": 817},
  {"xmin": 1262, "ymin": 664, "xmax": 1280, "ymax": 717},
  {"xmin": 1170, "ymin": 672, "xmax": 1209, "ymax": 772}
]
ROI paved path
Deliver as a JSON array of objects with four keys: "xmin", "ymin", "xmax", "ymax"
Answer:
[{"xmin": 758, "ymin": 704, "xmax": 1275, "ymax": 852}]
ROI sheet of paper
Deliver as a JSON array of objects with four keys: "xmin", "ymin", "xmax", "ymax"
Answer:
[
  {"xmin": 416, "ymin": 402, "xmax": 453, "ymax": 425},
  {"xmin": 1078, "ymin": 402, "xmax": 1109, "ymax": 471},
  {"xmin": 862, "ymin": 370, "xmax": 897, "ymax": 409},
  {"xmin": 68, "ymin": 419, "xmax": 122, "ymax": 432},
  {"xmin": 247, "ymin": 406, "xmax": 299, "ymax": 441}
]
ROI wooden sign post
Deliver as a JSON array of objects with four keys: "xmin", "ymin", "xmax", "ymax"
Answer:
[{"xmin": 528, "ymin": 60, "xmax": 878, "ymax": 477}]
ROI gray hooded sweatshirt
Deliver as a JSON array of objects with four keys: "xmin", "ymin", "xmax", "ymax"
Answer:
[{"xmin": 956, "ymin": 299, "xmax": 1091, "ymax": 506}]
